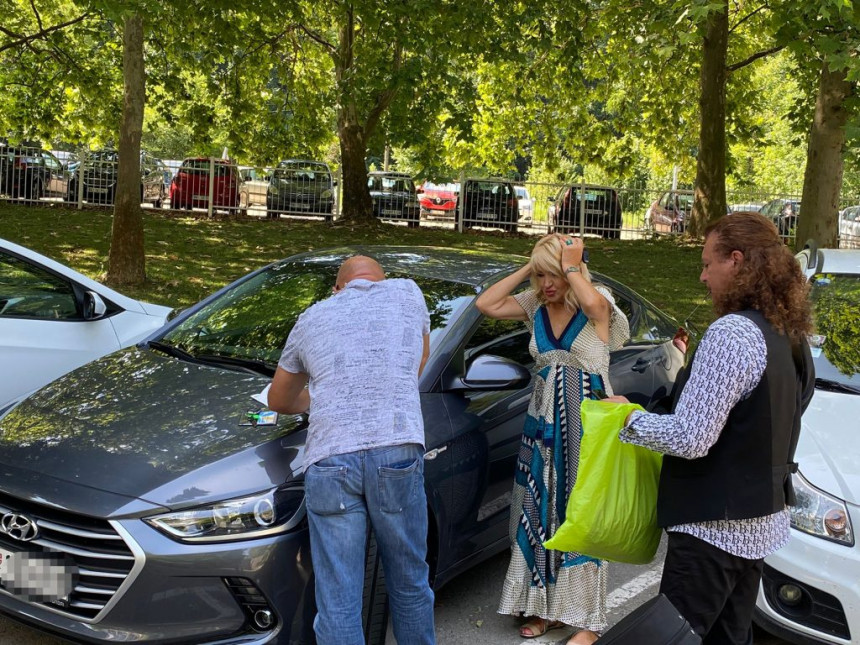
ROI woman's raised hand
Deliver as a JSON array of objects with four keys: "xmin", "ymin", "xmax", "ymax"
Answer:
[{"xmin": 559, "ymin": 234, "xmax": 584, "ymax": 268}]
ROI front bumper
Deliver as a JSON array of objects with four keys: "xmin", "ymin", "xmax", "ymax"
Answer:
[
  {"xmin": 754, "ymin": 509, "xmax": 859, "ymax": 645},
  {"xmin": 0, "ymin": 515, "xmax": 315, "ymax": 644}
]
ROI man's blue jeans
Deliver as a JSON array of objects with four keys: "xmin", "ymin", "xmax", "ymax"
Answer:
[{"xmin": 305, "ymin": 443, "xmax": 436, "ymax": 644}]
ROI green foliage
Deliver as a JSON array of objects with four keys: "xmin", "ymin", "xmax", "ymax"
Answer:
[{"xmin": 1, "ymin": 0, "xmax": 858, "ymax": 200}]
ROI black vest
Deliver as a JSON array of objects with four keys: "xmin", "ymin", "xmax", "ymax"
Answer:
[{"xmin": 657, "ymin": 310, "xmax": 808, "ymax": 527}]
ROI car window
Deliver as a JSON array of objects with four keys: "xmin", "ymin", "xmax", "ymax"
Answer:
[
  {"xmin": 465, "ymin": 314, "xmax": 533, "ymax": 367},
  {"xmin": 0, "ymin": 251, "xmax": 79, "ymax": 320},
  {"xmin": 609, "ymin": 289, "xmax": 671, "ymax": 344},
  {"xmin": 42, "ymin": 152, "xmax": 63, "ymax": 172}
]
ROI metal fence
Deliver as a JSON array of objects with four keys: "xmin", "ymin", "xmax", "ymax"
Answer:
[{"xmin": 3, "ymin": 142, "xmax": 860, "ymax": 248}]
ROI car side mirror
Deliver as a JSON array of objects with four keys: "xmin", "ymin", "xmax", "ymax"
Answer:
[
  {"xmin": 447, "ymin": 354, "xmax": 532, "ymax": 391},
  {"xmin": 83, "ymin": 291, "xmax": 107, "ymax": 320}
]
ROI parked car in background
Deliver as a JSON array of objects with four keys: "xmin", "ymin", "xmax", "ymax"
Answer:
[
  {"xmin": 646, "ymin": 190, "xmax": 693, "ymax": 234},
  {"xmin": 0, "ymin": 143, "xmax": 70, "ymax": 202},
  {"xmin": 514, "ymin": 185, "xmax": 534, "ymax": 222},
  {"xmin": 418, "ymin": 181, "xmax": 459, "ymax": 218},
  {"xmin": 67, "ymin": 150, "xmax": 167, "ymax": 207},
  {"xmin": 549, "ymin": 184, "xmax": 622, "ymax": 238},
  {"xmin": 0, "ymin": 246, "xmax": 687, "ymax": 645},
  {"xmin": 238, "ymin": 166, "xmax": 270, "ymax": 215},
  {"xmin": 728, "ymin": 202, "xmax": 764, "ymax": 213},
  {"xmin": 266, "ymin": 159, "xmax": 334, "ymax": 220},
  {"xmin": 754, "ymin": 244, "xmax": 860, "ymax": 645},
  {"xmin": 368, "ymin": 171, "xmax": 421, "ymax": 227},
  {"xmin": 456, "ymin": 178, "xmax": 519, "ymax": 232},
  {"xmin": 169, "ymin": 157, "xmax": 240, "ymax": 212},
  {"xmin": 839, "ymin": 205, "xmax": 860, "ymax": 249},
  {"xmin": 759, "ymin": 198, "xmax": 800, "ymax": 238},
  {"xmin": 0, "ymin": 237, "xmax": 171, "ymax": 408}
]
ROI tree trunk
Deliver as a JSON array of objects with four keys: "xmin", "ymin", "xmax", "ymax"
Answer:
[
  {"xmin": 337, "ymin": 114, "xmax": 374, "ymax": 222},
  {"xmin": 689, "ymin": 0, "xmax": 728, "ymax": 238},
  {"xmin": 796, "ymin": 62, "xmax": 852, "ymax": 250},
  {"xmin": 107, "ymin": 13, "xmax": 146, "ymax": 286}
]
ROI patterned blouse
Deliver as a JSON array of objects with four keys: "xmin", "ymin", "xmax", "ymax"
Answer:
[{"xmin": 619, "ymin": 314, "xmax": 791, "ymax": 560}]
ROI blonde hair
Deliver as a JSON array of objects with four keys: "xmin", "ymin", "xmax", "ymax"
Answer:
[{"xmin": 529, "ymin": 235, "xmax": 592, "ymax": 312}]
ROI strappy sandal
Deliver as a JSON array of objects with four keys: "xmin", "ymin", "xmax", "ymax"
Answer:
[{"xmin": 520, "ymin": 617, "xmax": 564, "ymax": 638}]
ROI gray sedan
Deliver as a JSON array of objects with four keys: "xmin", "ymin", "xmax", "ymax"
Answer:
[{"xmin": 0, "ymin": 247, "xmax": 686, "ymax": 644}]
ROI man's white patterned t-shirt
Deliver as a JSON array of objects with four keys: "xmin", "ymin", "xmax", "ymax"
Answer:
[{"xmin": 278, "ymin": 278, "xmax": 430, "ymax": 467}]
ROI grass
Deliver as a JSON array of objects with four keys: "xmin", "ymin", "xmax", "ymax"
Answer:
[{"xmin": 0, "ymin": 202, "xmax": 714, "ymax": 331}]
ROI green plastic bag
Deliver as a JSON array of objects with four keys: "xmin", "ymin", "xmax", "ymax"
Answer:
[{"xmin": 543, "ymin": 399, "xmax": 663, "ymax": 564}]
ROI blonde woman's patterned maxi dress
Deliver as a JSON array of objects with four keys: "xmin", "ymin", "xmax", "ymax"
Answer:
[{"xmin": 497, "ymin": 287, "xmax": 630, "ymax": 632}]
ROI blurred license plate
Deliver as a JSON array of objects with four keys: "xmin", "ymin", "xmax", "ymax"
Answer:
[
  {"xmin": 193, "ymin": 194, "xmax": 208, "ymax": 200},
  {"xmin": 477, "ymin": 211, "xmax": 497, "ymax": 220},
  {"xmin": 89, "ymin": 187, "xmax": 108, "ymax": 194},
  {"xmin": 290, "ymin": 202, "xmax": 310, "ymax": 210},
  {"xmin": 0, "ymin": 547, "xmax": 14, "ymax": 578},
  {"xmin": 0, "ymin": 548, "xmax": 78, "ymax": 602},
  {"xmin": 382, "ymin": 209, "xmax": 401, "ymax": 216}
]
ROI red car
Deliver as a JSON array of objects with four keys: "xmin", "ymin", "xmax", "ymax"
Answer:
[
  {"xmin": 169, "ymin": 158, "xmax": 240, "ymax": 211},
  {"xmin": 418, "ymin": 181, "xmax": 459, "ymax": 217}
]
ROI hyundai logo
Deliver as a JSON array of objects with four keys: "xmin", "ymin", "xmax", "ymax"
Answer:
[{"xmin": 0, "ymin": 513, "xmax": 39, "ymax": 542}]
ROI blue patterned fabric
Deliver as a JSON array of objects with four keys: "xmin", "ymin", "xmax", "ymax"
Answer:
[{"xmin": 514, "ymin": 305, "xmax": 604, "ymax": 589}]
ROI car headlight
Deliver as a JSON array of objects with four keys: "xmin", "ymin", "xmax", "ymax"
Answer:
[
  {"xmin": 320, "ymin": 189, "xmax": 332, "ymax": 198},
  {"xmin": 790, "ymin": 471, "xmax": 854, "ymax": 546},
  {"xmin": 145, "ymin": 486, "xmax": 305, "ymax": 543}
]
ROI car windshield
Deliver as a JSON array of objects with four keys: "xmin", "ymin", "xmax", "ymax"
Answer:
[
  {"xmin": 808, "ymin": 273, "xmax": 860, "ymax": 386},
  {"xmin": 369, "ymin": 176, "xmax": 411, "ymax": 193},
  {"xmin": 274, "ymin": 168, "xmax": 329, "ymax": 182},
  {"xmin": 88, "ymin": 151, "xmax": 119, "ymax": 163},
  {"xmin": 158, "ymin": 263, "xmax": 475, "ymax": 367}
]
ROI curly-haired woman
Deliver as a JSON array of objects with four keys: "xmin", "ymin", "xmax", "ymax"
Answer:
[{"xmin": 608, "ymin": 212, "xmax": 815, "ymax": 645}]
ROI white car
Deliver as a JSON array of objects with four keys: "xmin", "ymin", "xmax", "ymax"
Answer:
[
  {"xmin": 839, "ymin": 206, "xmax": 860, "ymax": 249},
  {"xmin": 754, "ymin": 245, "xmax": 860, "ymax": 645},
  {"xmin": 514, "ymin": 185, "xmax": 534, "ymax": 221},
  {"xmin": 0, "ymin": 238, "xmax": 172, "ymax": 407}
]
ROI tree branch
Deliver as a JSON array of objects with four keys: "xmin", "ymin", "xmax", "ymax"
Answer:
[
  {"xmin": 729, "ymin": 3, "xmax": 767, "ymax": 35},
  {"xmin": 298, "ymin": 23, "xmax": 336, "ymax": 52},
  {"xmin": 0, "ymin": 13, "xmax": 91, "ymax": 54},
  {"xmin": 28, "ymin": 0, "xmax": 44, "ymax": 33},
  {"xmin": 727, "ymin": 43, "xmax": 786, "ymax": 72}
]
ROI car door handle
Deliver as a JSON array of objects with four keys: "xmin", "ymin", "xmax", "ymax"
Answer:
[
  {"xmin": 631, "ymin": 357, "xmax": 653, "ymax": 373},
  {"xmin": 424, "ymin": 446, "xmax": 448, "ymax": 461}
]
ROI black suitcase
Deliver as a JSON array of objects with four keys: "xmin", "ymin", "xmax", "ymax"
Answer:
[{"xmin": 595, "ymin": 594, "xmax": 702, "ymax": 644}]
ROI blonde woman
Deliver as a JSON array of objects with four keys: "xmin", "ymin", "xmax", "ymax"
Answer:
[{"xmin": 476, "ymin": 234, "xmax": 629, "ymax": 644}]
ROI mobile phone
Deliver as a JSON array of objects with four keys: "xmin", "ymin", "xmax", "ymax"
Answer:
[
  {"xmin": 582, "ymin": 249, "xmax": 590, "ymax": 264},
  {"xmin": 592, "ymin": 387, "xmax": 607, "ymax": 400}
]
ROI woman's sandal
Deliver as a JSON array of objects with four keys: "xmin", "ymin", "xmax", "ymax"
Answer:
[{"xmin": 520, "ymin": 617, "xmax": 565, "ymax": 639}]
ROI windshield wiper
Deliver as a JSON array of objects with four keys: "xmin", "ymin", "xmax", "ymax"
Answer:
[
  {"xmin": 194, "ymin": 354, "xmax": 276, "ymax": 377},
  {"xmin": 815, "ymin": 378, "xmax": 860, "ymax": 395},
  {"xmin": 147, "ymin": 341, "xmax": 275, "ymax": 376},
  {"xmin": 147, "ymin": 340, "xmax": 199, "ymax": 362}
]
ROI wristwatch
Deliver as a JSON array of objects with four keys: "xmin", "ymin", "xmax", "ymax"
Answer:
[{"xmin": 564, "ymin": 266, "xmax": 581, "ymax": 274}]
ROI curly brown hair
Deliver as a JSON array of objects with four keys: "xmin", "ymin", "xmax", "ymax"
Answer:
[{"xmin": 704, "ymin": 212, "xmax": 812, "ymax": 342}]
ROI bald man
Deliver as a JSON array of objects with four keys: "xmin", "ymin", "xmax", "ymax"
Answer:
[{"xmin": 268, "ymin": 255, "xmax": 435, "ymax": 645}]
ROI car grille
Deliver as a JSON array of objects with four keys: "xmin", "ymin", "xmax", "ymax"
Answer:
[{"xmin": 0, "ymin": 491, "xmax": 139, "ymax": 622}]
